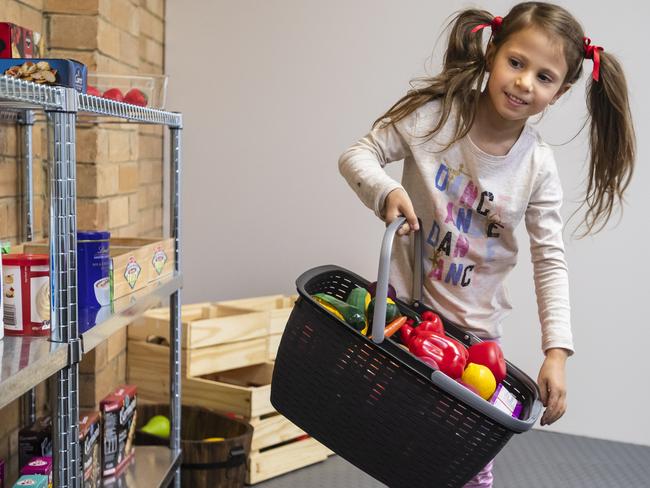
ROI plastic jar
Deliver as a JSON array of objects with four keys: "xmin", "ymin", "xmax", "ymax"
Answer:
[
  {"xmin": 2, "ymin": 254, "xmax": 50, "ymax": 336},
  {"xmin": 77, "ymin": 231, "xmax": 111, "ymax": 310}
]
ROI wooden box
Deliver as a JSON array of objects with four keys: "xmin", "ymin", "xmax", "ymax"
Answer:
[
  {"xmin": 109, "ymin": 237, "xmax": 175, "ymax": 298},
  {"xmin": 217, "ymin": 294, "xmax": 298, "ymax": 335},
  {"xmin": 128, "ymin": 356, "xmax": 276, "ymax": 418},
  {"xmin": 128, "ymin": 302, "xmax": 268, "ymax": 349},
  {"xmin": 217, "ymin": 295, "xmax": 298, "ymax": 360}
]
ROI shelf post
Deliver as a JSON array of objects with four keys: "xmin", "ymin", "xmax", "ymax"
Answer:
[
  {"xmin": 47, "ymin": 90, "xmax": 81, "ymax": 488},
  {"xmin": 18, "ymin": 109, "xmax": 37, "ymax": 426},
  {"xmin": 169, "ymin": 123, "xmax": 182, "ymax": 487}
]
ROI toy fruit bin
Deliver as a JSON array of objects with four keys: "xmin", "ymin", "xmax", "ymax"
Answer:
[
  {"xmin": 135, "ymin": 404, "xmax": 252, "ymax": 488},
  {"xmin": 87, "ymin": 73, "xmax": 168, "ymax": 108},
  {"xmin": 271, "ymin": 217, "xmax": 543, "ymax": 488}
]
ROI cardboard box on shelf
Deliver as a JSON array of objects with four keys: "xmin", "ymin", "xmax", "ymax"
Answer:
[
  {"xmin": 79, "ymin": 411, "xmax": 101, "ymax": 488},
  {"xmin": 0, "ymin": 23, "xmax": 44, "ymax": 59},
  {"xmin": 0, "ymin": 58, "xmax": 86, "ymax": 92},
  {"xmin": 99, "ymin": 385, "xmax": 136, "ymax": 479},
  {"xmin": 18, "ymin": 417, "xmax": 52, "ymax": 470}
]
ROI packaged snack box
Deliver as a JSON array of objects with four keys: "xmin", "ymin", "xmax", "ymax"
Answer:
[
  {"xmin": 0, "ymin": 23, "xmax": 44, "ymax": 58},
  {"xmin": 0, "ymin": 58, "xmax": 86, "ymax": 92},
  {"xmin": 79, "ymin": 411, "xmax": 102, "ymax": 488},
  {"xmin": 20, "ymin": 457, "xmax": 52, "ymax": 488},
  {"xmin": 18, "ymin": 416, "xmax": 52, "ymax": 469},
  {"xmin": 100, "ymin": 385, "xmax": 137, "ymax": 478}
]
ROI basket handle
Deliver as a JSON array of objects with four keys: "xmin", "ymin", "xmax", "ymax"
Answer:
[{"xmin": 372, "ymin": 216, "xmax": 423, "ymax": 344}]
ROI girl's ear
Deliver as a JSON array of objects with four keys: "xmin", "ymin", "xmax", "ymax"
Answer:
[
  {"xmin": 550, "ymin": 83, "xmax": 572, "ymax": 105},
  {"xmin": 485, "ymin": 41, "xmax": 496, "ymax": 71}
]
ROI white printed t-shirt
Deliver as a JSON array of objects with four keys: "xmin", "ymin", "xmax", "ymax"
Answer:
[{"xmin": 339, "ymin": 100, "xmax": 574, "ymax": 353}]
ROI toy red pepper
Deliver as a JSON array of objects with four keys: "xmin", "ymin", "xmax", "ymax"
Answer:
[
  {"xmin": 421, "ymin": 311, "xmax": 444, "ymax": 334},
  {"xmin": 404, "ymin": 328, "xmax": 468, "ymax": 379}
]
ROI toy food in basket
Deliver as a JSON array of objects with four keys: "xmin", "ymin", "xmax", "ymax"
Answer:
[
  {"xmin": 271, "ymin": 217, "xmax": 542, "ymax": 488},
  {"xmin": 311, "ymin": 283, "xmax": 516, "ymax": 409}
]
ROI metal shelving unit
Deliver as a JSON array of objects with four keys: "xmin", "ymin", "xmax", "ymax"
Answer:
[{"xmin": 0, "ymin": 75, "xmax": 183, "ymax": 488}]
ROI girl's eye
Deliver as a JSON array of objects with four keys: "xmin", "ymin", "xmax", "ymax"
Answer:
[
  {"xmin": 509, "ymin": 58, "xmax": 522, "ymax": 68},
  {"xmin": 538, "ymin": 74, "xmax": 552, "ymax": 83}
]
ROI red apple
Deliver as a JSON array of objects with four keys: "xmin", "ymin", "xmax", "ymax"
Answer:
[
  {"xmin": 86, "ymin": 85, "xmax": 101, "ymax": 97},
  {"xmin": 124, "ymin": 88, "xmax": 148, "ymax": 107},
  {"xmin": 102, "ymin": 88, "xmax": 124, "ymax": 102}
]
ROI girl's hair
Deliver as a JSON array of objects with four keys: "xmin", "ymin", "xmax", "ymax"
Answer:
[{"xmin": 375, "ymin": 2, "xmax": 635, "ymax": 235}]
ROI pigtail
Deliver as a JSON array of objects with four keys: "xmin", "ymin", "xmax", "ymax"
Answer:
[
  {"xmin": 581, "ymin": 51, "xmax": 635, "ymax": 235},
  {"xmin": 374, "ymin": 9, "xmax": 494, "ymax": 147}
]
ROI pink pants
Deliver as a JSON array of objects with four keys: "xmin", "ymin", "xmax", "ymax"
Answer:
[{"xmin": 463, "ymin": 460, "xmax": 494, "ymax": 487}]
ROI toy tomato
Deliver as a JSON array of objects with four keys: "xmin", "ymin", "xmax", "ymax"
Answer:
[{"xmin": 467, "ymin": 341, "xmax": 506, "ymax": 383}]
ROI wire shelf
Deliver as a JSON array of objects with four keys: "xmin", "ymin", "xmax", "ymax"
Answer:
[
  {"xmin": 0, "ymin": 75, "xmax": 65, "ymax": 109},
  {"xmin": 77, "ymin": 93, "xmax": 182, "ymax": 127},
  {"xmin": 0, "ymin": 76, "xmax": 182, "ymax": 127}
]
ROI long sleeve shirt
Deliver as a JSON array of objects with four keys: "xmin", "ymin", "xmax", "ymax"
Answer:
[{"xmin": 339, "ymin": 100, "xmax": 574, "ymax": 353}]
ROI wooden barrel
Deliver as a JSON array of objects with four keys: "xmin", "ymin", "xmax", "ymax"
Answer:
[{"xmin": 136, "ymin": 403, "xmax": 253, "ymax": 488}]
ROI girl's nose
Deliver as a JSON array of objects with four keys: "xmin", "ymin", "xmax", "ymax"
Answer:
[{"xmin": 515, "ymin": 76, "xmax": 533, "ymax": 92}]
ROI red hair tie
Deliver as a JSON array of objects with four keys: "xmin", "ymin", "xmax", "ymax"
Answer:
[
  {"xmin": 583, "ymin": 37, "xmax": 604, "ymax": 82},
  {"xmin": 471, "ymin": 16, "xmax": 503, "ymax": 34}
]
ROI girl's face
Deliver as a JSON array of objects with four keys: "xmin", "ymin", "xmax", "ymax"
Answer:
[{"xmin": 485, "ymin": 26, "xmax": 571, "ymax": 123}]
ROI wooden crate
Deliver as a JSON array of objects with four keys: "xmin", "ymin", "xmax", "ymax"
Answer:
[
  {"xmin": 217, "ymin": 295, "xmax": 298, "ymax": 335},
  {"xmin": 217, "ymin": 295, "xmax": 298, "ymax": 360},
  {"xmin": 128, "ymin": 303, "xmax": 268, "ymax": 349},
  {"xmin": 110, "ymin": 237, "xmax": 175, "ymax": 297},
  {"xmin": 128, "ymin": 357, "xmax": 276, "ymax": 418},
  {"xmin": 247, "ymin": 434, "xmax": 333, "ymax": 484}
]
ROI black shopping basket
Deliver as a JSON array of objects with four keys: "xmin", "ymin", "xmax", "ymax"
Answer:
[{"xmin": 271, "ymin": 217, "xmax": 543, "ymax": 488}]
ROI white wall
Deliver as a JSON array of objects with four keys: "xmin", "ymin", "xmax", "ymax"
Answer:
[{"xmin": 166, "ymin": 1, "xmax": 650, "ymax": 446}]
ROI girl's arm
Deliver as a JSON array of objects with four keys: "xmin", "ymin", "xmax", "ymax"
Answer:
[
  {"xmin": 525, "ymin": 146, "xmax": 575, "ymax": 425},
  {"xmin": 338, "ymin": 111, "xmax": 417, "ymax": 220}
]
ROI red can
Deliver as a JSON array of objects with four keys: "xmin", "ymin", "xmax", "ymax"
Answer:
[{"xmin": 2, "ymin": 254, "xmax": 50, "ymax": 336}]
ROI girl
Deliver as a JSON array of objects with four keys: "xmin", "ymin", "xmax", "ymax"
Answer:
[{"xmin": 338, "ymin": 2, "xmax": 635, "ymax": 487}]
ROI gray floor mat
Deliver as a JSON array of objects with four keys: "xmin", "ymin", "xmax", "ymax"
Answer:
[{"xmin": 255, "ymin": 430, "xmax": 650, "ymax": 488}]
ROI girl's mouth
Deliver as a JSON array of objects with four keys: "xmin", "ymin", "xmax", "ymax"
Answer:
[{"xmin": 505, "ymin": 92, "xmax": 528, "ymax": 105}]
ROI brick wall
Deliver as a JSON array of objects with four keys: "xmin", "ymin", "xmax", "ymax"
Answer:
[{"xmin": 0, "ymin": 0, "xmax": 166, "ymax": 473}]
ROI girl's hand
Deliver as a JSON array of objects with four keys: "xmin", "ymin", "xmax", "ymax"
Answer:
[
  {"xmin": 383, "ymin": 188, "xmax": 419, "ymax": 236},
  {"xmin": 537, "ymin": 348, "xmax": 570, "ymax": 426}
]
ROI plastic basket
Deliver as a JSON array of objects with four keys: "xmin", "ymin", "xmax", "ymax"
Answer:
[{"xmin": 271, "ymin": 217, "xmax": 543, "ymax": 488}]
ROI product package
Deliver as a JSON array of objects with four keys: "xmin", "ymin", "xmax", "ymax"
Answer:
[
  {"xmin": 79, "ymin": 411, "xmax": 102, "ymax": 488},
  {"xmin": 77, "ymin": 231, "xmax": 111, "ymax": 310},
  {"xmin": 2, "ymin": 254, "xmax": 50, "ymax": 336},
  {"xmin": 12, "ymin": 475, "xmax": 48, "ymax": 487},
  {"xmin": 0, "ymin": 23, "xmax": 44, "ymax": 59},
  {"xmin": 489, "ymin": 383, "xmax": 523, "ymax": 418},
  {"xmin": 18, "ymin": 416, "xmax": 52, "ymax": 469},
  {"xmin": 77, "ymin": 231, "xmax": 111, "ymax": 333},
  {"xmin": 100, "ymin": 385, "xmax": 137, "ymax": 478},
  {"xmin": 20, "ymin": 457, "xmax": 52, "ymax": 488},
  {"xmin": 0, "ymin": 58, "xmax": 86, "ymax": 92}
]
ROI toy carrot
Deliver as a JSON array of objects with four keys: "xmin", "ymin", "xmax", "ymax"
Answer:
[{"xmin": 370, "ymin": 315, "xmax": 407, "ymax": 339}]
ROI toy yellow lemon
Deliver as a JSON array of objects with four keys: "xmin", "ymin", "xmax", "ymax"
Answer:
[{"xmin": 461, "ymin": 363, "xmax": 497, "ymax": 400}]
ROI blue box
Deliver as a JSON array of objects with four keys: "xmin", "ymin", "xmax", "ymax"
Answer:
[{"xmin": 0, "ymin": 58, "xmax": 87, "ymax": 92}]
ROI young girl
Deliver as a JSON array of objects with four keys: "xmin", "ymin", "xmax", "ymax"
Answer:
[{"xmin": 339, "ymin": 2, "xmax": 635, "ymax": 487}]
